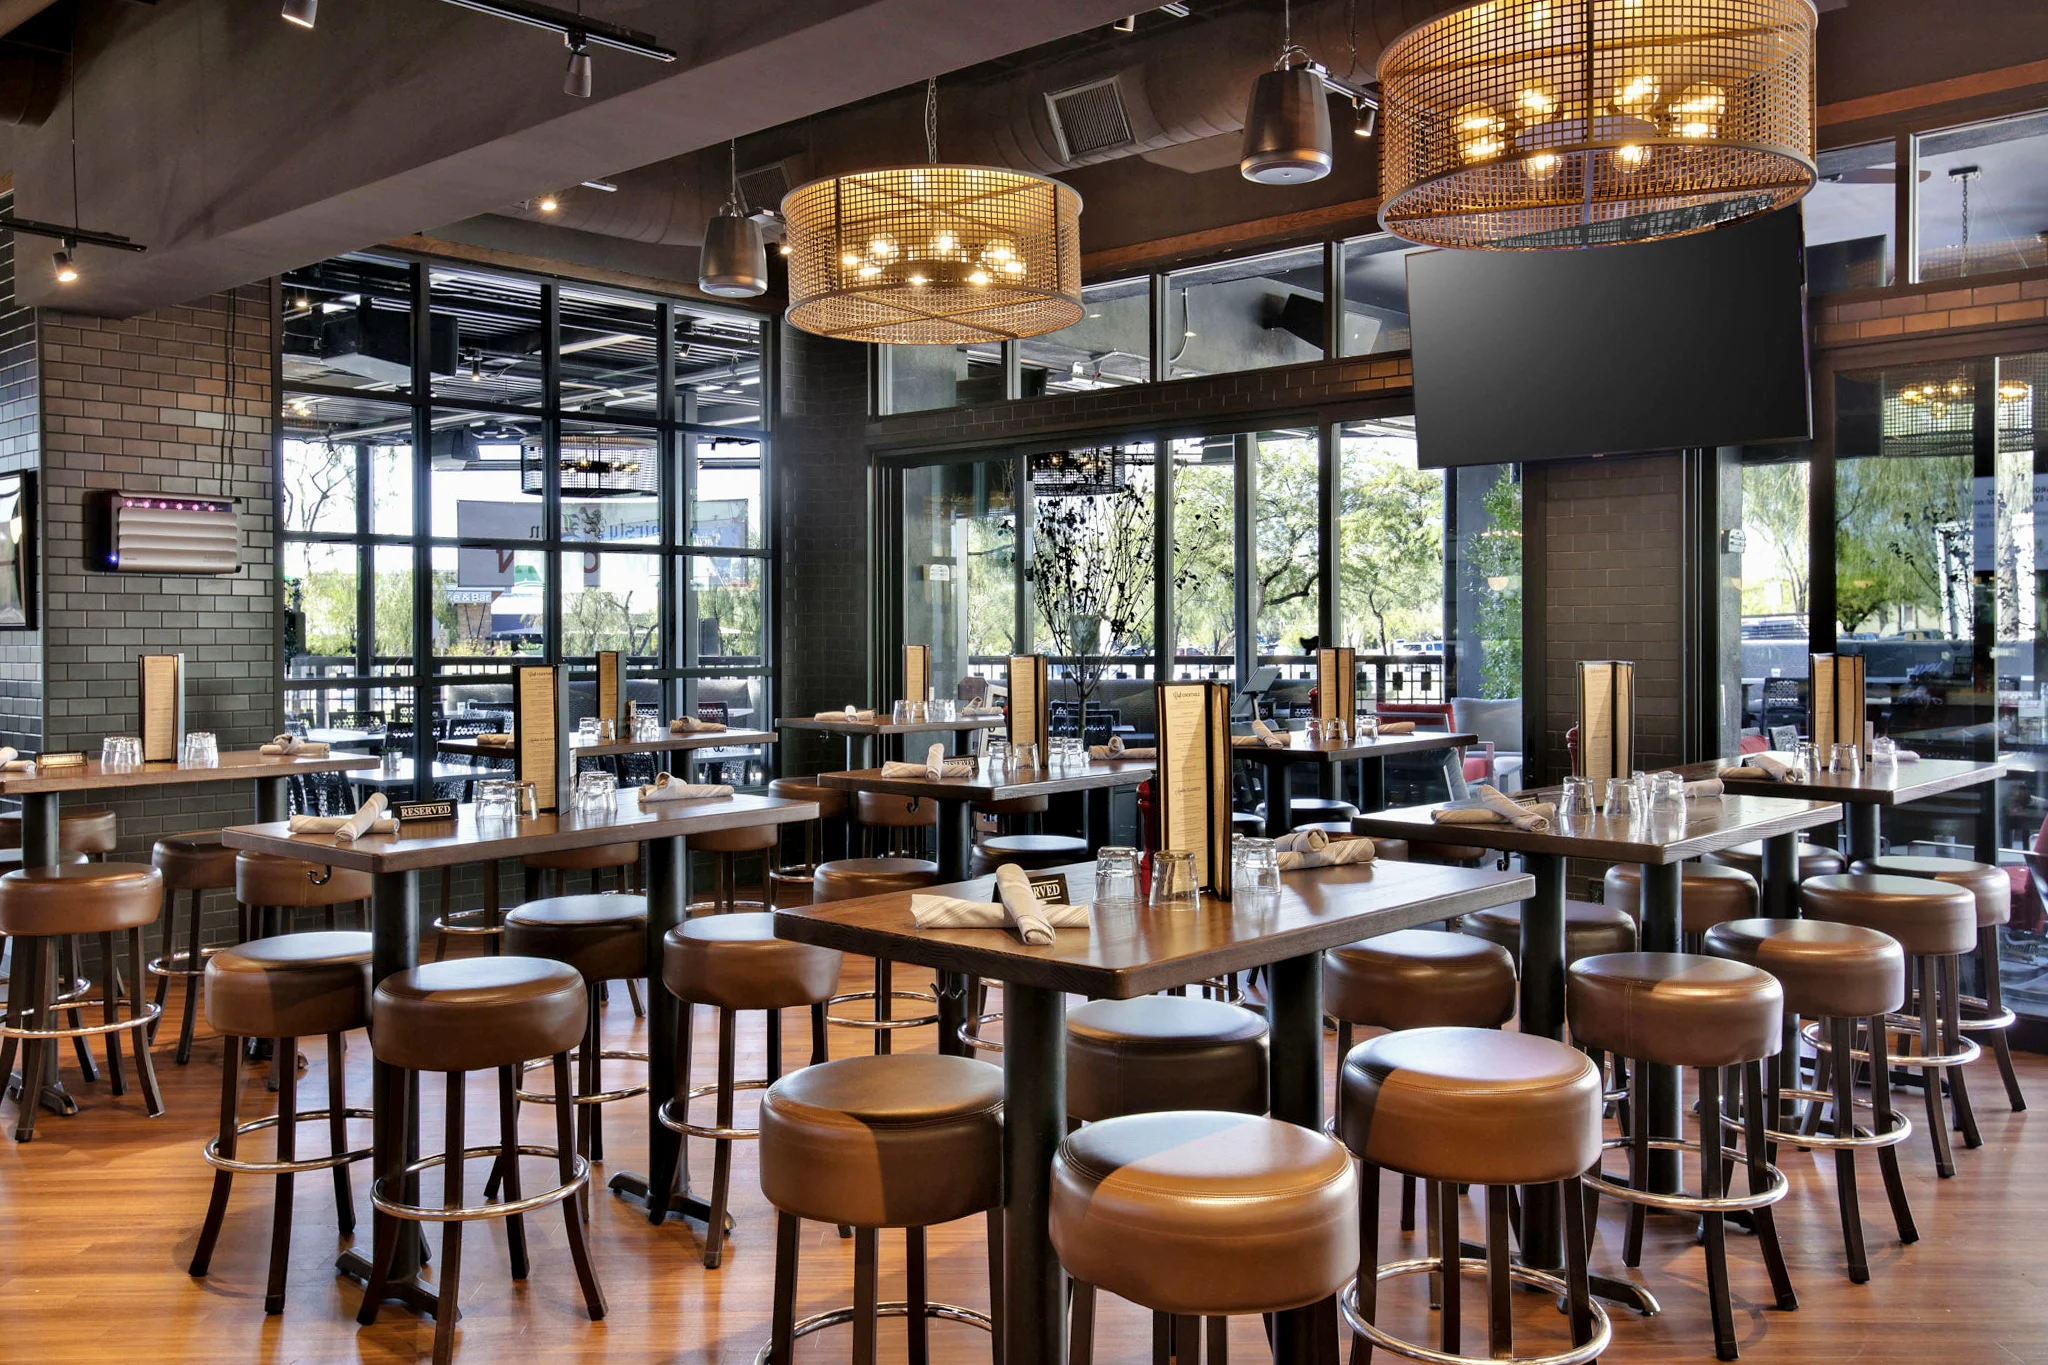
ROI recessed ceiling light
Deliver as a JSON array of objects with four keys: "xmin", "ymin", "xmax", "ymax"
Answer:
[{"xmin": 281, "ymin": 0, "xmax": 317, "ymax": 28}]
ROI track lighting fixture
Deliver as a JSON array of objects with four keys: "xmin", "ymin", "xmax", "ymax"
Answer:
[
  {"xmin": 537, "ymin": 193, "xmax": 560, "ymax": 212},
  {"xmin": 52, "ymin": 242, "xmax": 78, "ymax": 284},
  {"xmin": 563, "ymin": 33, "xmax": 592, "ymax": 97},
  {"xmin": 281, "ymin": 0, "xmax": 318, "ymax": 28},
  {"xmin": 1352, "ymin": 98, "xmax": 1376, "ymax": 138}
]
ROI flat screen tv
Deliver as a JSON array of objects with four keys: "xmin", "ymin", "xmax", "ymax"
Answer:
[{"xmin": 1405, "ymin": 207, "xmax": 1812, "ymax": 469}]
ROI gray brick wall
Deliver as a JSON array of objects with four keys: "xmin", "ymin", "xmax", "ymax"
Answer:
[{"xmin": 0, "ymin": 199, "xmax": 44, "ymax": 756}]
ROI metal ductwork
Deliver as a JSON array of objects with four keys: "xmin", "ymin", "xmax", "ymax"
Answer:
[{"xmin": 502, "ymin": 0, "xmax": 1460, "ymax": 248}]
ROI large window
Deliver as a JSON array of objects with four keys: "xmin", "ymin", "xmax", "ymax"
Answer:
[
  {"xmin": 279, "ymin": 252, "xmax": 774, "ymax": 798},
  {"xmin": 1916, "ymin": 109, "xmax": 2048, "ymax": 282}
]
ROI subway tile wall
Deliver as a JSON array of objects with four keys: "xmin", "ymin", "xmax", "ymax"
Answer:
[{"xmin": 0, "ymin": 203, "xmax": 44, "ymax": 755}]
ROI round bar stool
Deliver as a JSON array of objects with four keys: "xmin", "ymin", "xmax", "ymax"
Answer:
[
  {"xmin": 813, "ymin": 857, "xmax": 940, "ymax": 1055},
  {"xmin": 1603, "ymin": 862, "xmax": 1759, "ymax": 949},
  {"xmin": 969, "ymin": 833, "xmax": 1089, "ymax": 877},
  {"xmin": 236, "ymin": 850, "xmax": 373, "ymax": 938},
  {"xmin": 661, "ymin": 912, "xmax": 842, "ymax": 1267},
  {"xmin": 1705, "ymin": 919, "xmax": 1915, "ymax": 1283},
  {"xmin": 1702, "ymin": 838, "xmax": 1844, "ymax": 883},
  {"xmin": 1852, "ymin": 854, "xmax": 2027, "ymax": 1114},
  {"xmin": 1, "ymin": 809, "xmax": 119, "ymax": 1080},
  {"xmin": 688, "ymin": 823, "xmax": 781, "ymax": 917},
  {"xmin": 358, "ymin": 957, "xmax": 607, "ymax": 1365},
  {"xmin": 1337, "ymin": 1028, "xmax": 1610, "ymax": 1365},
  {"xmin": 502, "ymin": 895, "xmax": 651, "ymax": 1195},
  {"xmin": 765, "ymin": 777, "xmax": 848, "ymax": 906},
  {"xmin": 430, "ymin": 862, "xmax": 505, "ymax": 962},
  {"xmin": 1462, "ymin": 900, "xmax": 1638, "ymax": 966},
  {"xmin": 524, "ymin": 841, "xmax": 639, "ymax": 898},
  {"xmin": 1066, "ymin": 995, "xmax": 1269, "ymax": 1122},
  {"xmin": 974, "ymin": 793, "xmax": 1048, "ymax": 836},
  {"xmin": 1054, "ymin": 1110, "xmax": 1357, "ymax": 1365},
  {"xmin": 856, "ymin": 790, "xmax": 939, "ymax": 859},
  {"xmin": 1283, "ymin": 796, "xmax": 1360, "ymax": 831},
  {"xmin": 1569, "ymin": 953, "xmax": 1795, "ymax": 1361},
  {"xmin": 149, "ymin": 831, "xmax": 240, "ymax": 1065},
  {"xmin": 757, "ymin": 1053, "xmax": 1004, "ymax": 1364},
  {"xmin": 188, "ymin": 932, "xmax": 374, "ymax": 1312},
  {"xmin": 0, "ymin": 862, "xmax": 164, "ymax": 1142},
  {"xmin": 1800, "ymin": 873, "xmax": 1982, "ymax": 1177},
  {"xmin": 1325, "ymin": 930, "xmax": 1517, "ymax": 1245}
]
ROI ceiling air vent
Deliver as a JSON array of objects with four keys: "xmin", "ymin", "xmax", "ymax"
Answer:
[
  {"xmin": 738, "ymin": 161, "xmax": 793, "ymax": 213},
  {"xmin": 1045, "ymin": 76, "xmax": 1136, "ymax": 163}
]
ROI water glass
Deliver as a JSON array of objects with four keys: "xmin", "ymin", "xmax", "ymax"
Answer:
[
  {"xmin": 576, "ymin": 769, "xmax": 618, "ymax": 818},
  {"xmin": 634, "ymin": 712, "xmax": 661, "ymax": 742},
  {"xmin": 1063, "ymin": 736, "xmax": 1087, "ymax": 771},
  {"xmin": 1650, "ymin": 771, "xmax": 1687, "ymax": 819},
  {"xmin": 891, "ymin": 700, "xmax": 912, "ymax": 725},
  {"xmin": 1357, "ymin": 714, "xmax": 1380, "ymax": 740},
  {"xmin": 516, "ymin": 781, "xmax": 540, "ymax": 819},
  {"xmin": 476, "ymin": 779, "xmax": 519, "ymax": 823},
  {"xmin": 1094, "ymin": 846, "xmax": 1139, "ymax": 907},
  {"xmin": 1792, "ymin": 741, "xmax": 1823, "ymax": 780},
  {"xmin": 1304, "ymin": 718, "xmax": 1325, "ymax": 745},
  {"xmin": 1870, "ymin": 735, "xmax": 1897, "ymax": 764},
  {"xmin": 931, "ymin": 697, "xmax": 956, "ymax": 723},
  {"xmin": 1326, "ymin": 718, "xmax": 1350, "ymax": 745},
  {"xmin": 1830, "ymin": 742, "xmax": 1862, "ymax": 775},
  {"xmin": 1558, "ymin": 776, "xmax": 1595, "ymax": 825},
  {"xmin": 984, "ymin": 736, "xmax": 1010, "ymax": 774},
  {"xmin": 1231, "ymin": 836, "xmax": 1281, "ymax": 894},
  {"xmin": 596, "ymin": 718, "xmax": 617, "ymax": 744},
  {"xmin": 1602, "ymin": 777, "xmax": 1635, "ymax": 816},
  {"xmin": 578, "ymin": 716, "xmax": 601, "ymax": 744},
  {"xmin": 1151, "ymin": 850, "xmax": 1201, "ymax": 912},
  {"xmin": 180, "ymin": 732, "xmax": 219, "ymax": 766},
  {"xmin": 101, "ymin": 736, "xmax": 140, "ymax": 769}
]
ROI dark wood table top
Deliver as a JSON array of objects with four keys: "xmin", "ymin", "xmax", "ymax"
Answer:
[
  {"xmin": 221, "ymin": 792, "xmax": 817, "ymax": 873},
  {"xmin": 1353, "ymin": 791, "xmax": 1843, "ymax": 865},
  {"xmin": 1232, "ymin": 730, "xmax": 1478, "ymax": 762},
  {"xmin": 818, "ymin": 760, "xmax": 1154, "ymax": 803},
  {"xmin": 778, "ymin": 715, "xmax": 1006, "ymax": 736},
  {"xmin": 774, "ymin": 857, "xmax": 1534, "ymax": 998},
  {"xmin": 0, "ymin": 749, "xmax": 379, "ymax": 795},
  {"xmin": 1709, "ymin": 753, "xmax": 2005, "ymax": 806},
  {"xmin": 437, "ymin": 729, "xmax": 776, "ymax": 760}
]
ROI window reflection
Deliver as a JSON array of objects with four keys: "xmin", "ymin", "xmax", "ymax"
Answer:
[
  {"xmin": 1164, "ymin": 247, "xmax": 1326, "ymax": 379},
  {"xmin": 1917, "ymin": 109, "xmax": 2048, "ymax": 281}
]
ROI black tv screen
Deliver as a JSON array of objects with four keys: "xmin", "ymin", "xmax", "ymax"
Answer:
[{"xmin": 1405, "ymin": 207, "xmax": 1812, "ymax": 468}]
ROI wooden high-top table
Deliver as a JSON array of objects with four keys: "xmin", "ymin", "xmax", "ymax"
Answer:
[
  {"xmin": 222, "ymin": 790, "xmax": 817, "ymax": 1317},
  {"xmin": 438, "ymin": 727, "xmax": 777, "ymax": 769},
  {"xmin": 777, "ymin": 713, "xmax": 1004, "ymax": 768},
  {"xmin": 777, "ymin": 856, "xmax": 1535, "ymax": 1365},
  {"xmin": 1232, "ymin": 729, "xmax": 1478, "ymax": 832},
  {"xmin": 0, "ymin": 750, "xmax": 377, "ymax": 1135},
  {"xmin": 1712, "ymin": 753, "xmax": 2005, "ymax": 876}
]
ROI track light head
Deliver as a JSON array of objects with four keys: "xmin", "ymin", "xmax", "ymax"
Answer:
[
  {"xmin": 281, "ymin": 0, "xmax": 318, "ymax": 29},
  {"xmin": 563, "ymin": 33, "xmax": 592, "ymax": 98},
  {"xmin": 1352, "ymin": 98, "xmax": 1376, "ymax": 139},
  {"xmin": 537, "ymin": 193, "xmax": 560, "ymax": 213},
  {"xmin": 52, "ymin": 242, "xmax": 78, "ymax": 284}
]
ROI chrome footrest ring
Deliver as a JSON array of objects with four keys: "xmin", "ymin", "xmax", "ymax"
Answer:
[
  {"xmin": 513, "ymin": 1051, "xmax": 650, "ymax": 1106},
  {"xmin": 1802, "ymin": 1019, "xmax": 1980, "ymax": 1070},
  {"xmin": 369, "ymin": 1144, "xmax": 586, "ymax": 1222},
  {"xmin": 957, "ymin": 1012, "xmax": 1005, "ymax": 1054},
  {"xmin": 147, "ymin": 948, "xmax": 222, "ymax": 980},
  {"xmin": 202, "ymin": 1106, "xmax": 375, "ymax": 1174},
  {"xmin": 0, "ymin": 998, "xmax": 161, "ymax": 1040},
  {"xmin": 826, "ymin": 989, "xmax": 940, "ymax": 1031},
  {"xmin": 1582, "ymin": 1136, "xmax": 1789, "ymax": 1213},
  {"xmin": 1957, "ymin": 997, "xmax": 2017, "ymax": 1033},
  {"xmin": 656, "ymin": 1080, "xmax": 771, "ymax": 1141},
  {"xmin": 431, "ymin": 910, "xmax": 504, "ymax": 937},
  {"xmin": 750, "ymin": 1300, "xmax": 993, "ymax": 1365},
  {"xmin": 1717, "ymin": 1087, "xmax": 1912, "ymax": 1151},
  {"xmin": 1339, "ymin": 1258, "xmax": 1613, "ymax": 1365}
]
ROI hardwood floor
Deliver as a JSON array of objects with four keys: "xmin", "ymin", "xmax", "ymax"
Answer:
[{"xmin": 1, "ymin": 954, "xmax": 2042, "ymax": 1365}]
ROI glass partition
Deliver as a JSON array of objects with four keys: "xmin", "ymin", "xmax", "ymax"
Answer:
[
  {"xmin": 1339, "ymin": 235, "xmax": 1426, "ymax": 356},
  {"xmin": 1253, "ymin": 430, "xmax": 1320, "ymax": 680},
  {"xmin": 903, "ymin": 458, "xmax": 1018, "ymax": 698},
  {"xmin": 1171, "ymin": 437, "xmax": 1237, "ymax": 679},
  {"xmin": 1736, "ymin": 452, "xmax": 1812, "ymax": 743},
  {"xmin": 1019, "ymin": 277, "xmax": 1153, "ymax": 395},
  {"xmin": 1163, "ymin": 246, "xmax": 1326, "ymax": 379},
  {"xmin": 1026, "ymin": 444, "xmax": 1157, "ymax": 737},
  {"xmin": 1916, "ymin": 109, "xmax": 2048, "ymax": 281},
  {"xmin": 1805, "ymin": 141, "xmax": 1898, "ymax": 293}
]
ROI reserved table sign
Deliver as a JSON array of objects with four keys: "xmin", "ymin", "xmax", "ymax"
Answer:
[
  {"xmin": 1026, "ymin": 872, "xmax": 1070, "ymax": 905},
  {"xmin": 393, "ymin": 798, "xmax": 457, "ymax": 824}
]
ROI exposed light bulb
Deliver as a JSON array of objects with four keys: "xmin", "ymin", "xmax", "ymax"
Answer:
[
  {"xmin": 563, "ymin": 35, "xmax": 593, "ymax": 98},
  {"xmin": 538, "ymin": 194, "xmax": 560, "ymax": 212},
  {"xmin": 1527, "ymin": 152, "xmax": 1559, "ymax": 177},
  {"xmin": 1518, "ymin": 88, "xmax": 1553, "ymax": 116},
  {"xmin": 1615, "ymin": 74, "xmax": 1658, "ymax": 109},
  {"xmin": 841, "ymin": 252, "xmax": 861, "ymax": 268},
  {"xmin": 907, "ymin": 272, "xmax": 929, "ymax": 286},
  {"xmin": 967, "ymin": 269, "xmax": 990, "ymax": 286},
  {"xmin": 52, "ymin": 245, "xmax": 78, "ymax": 284},
  {"xmin": 858, "ymin": 263, "xmax": 881, "ymax": 279},
  {"xmin": 777, "ymin": 243, "xmax": 792, "ymax": 257},
  {"xmin": 281, "ymin": 0, "xmax": 317, "ymax": 28},
  {"xmin": 1616, "ymin": 144, "xmax": 1649, "ymax": 168},
  {"xmin": 869, "ymin": 235, "xmax": 898, "ymax": 259}
]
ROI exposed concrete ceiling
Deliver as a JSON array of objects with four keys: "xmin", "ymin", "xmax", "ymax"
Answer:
[{"xmin": 8, "ymin": 0, "xmax": 1144, "ymax": 315}]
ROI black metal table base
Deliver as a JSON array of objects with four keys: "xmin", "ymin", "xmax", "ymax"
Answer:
[
  {"xmin": 1458, "ymin": 1238, "xmax": 1661, "ymax": 1316},
  {"xmin": 607, "ymin": 1170, "xmax": 736, "ymax": 1232},
  {"xmin": 337, "ymin": 1242, "xmax": 442, "ymax": 1317}
]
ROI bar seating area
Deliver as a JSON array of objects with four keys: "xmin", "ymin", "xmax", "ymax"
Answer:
[{"xmin": 2, "ymin": 2, "xmax": 2047, "ymax": 1363}]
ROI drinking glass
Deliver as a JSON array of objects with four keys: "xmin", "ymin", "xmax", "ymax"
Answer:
[
  {"xmin": 516, "ymin": 781, "xmax": 540, "ymax": 819},
  {"xmin": 932, "ymin": 697, "xmax": 955, "ymax": 723},
  {"xmin": 596, "ymin": 718, "xmax": 617, "ymax": 743},
  {"xmin": 476, "ymin": 780, "xmax": 518, "ymax": 823},
  {"xmin": 1794, "ymin": 741, "xmax": 1822, "ymax": 778},
  {"xmin": 578, "ymin": 716, "xmax": 600, "ymax": 744},
  {"xmin": 891, "ymin": 700, "xmax": 912, "ymax": 725},
  {"xmin": 1358, "ymin": 714, "xmax": 1380, "ymax": 740},
  {"xmin": 1231, "ymin": 836, "xmax": 1281, "ymax": 894},
  {"xmin": 1304, "ymin": 718, "xmax": 1325, "ymax": 745},
  {"xmin": 1830, "ymin": 743, "xmax": 1862, "ymax": 775},
  {"xmin": 1065, "ymin": 736, "xmax": 1087, "ymax": 770},
  {"xmin": 576, "ymin": 770, "xmax": 618, "ymax": 817},
  {"xmin": 1558, "ymin": 776, "xmax": 1595, "ymax": 825},
  {"xmin": 1094, "ymin": 846, "xmax": 1139, "ymax": 907},
  {"xmin": 1870, "ymin": 735, "xmax": 1897, "ymax": 764},
  {"xmin": 1650, "ymin": 771, "xmax": 1687, "ymax": 819},
  {"xmin": 984, "ymin": 736, "xmax": 1010, "ymax": 774},
  {"xmin": 1327, "ymin": 718, "xmax": 1350, "ymax": 745},
  {"xmin": 181, "ymin": 732, "xmax": 219, "ymax": 766},
  {"xmin": 1151, "ymin": 850, "xmax": 1201, "ymax": 912},
  {"xmin": 1602, "ymin": 777, "xmax": 1635, "ymax": 816}
]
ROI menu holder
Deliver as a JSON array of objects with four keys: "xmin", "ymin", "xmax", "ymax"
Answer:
[
  {"xmin": 1809, "ymin": 653, "xmax": 1867, "ymax": 753},
  {"xmin": 1314, "ymin": 647, "xmax": 1357, "ymax": 730},
  {"xmin": 1007, "ymin": 654, "xmax": 1050, "ymax": 756},
  {"xmin": 1154, "ymin": 680, "xmax": 1234, "ymax": 898},
  {"xmin": 904, "ymin": 644, "xmax": 931, "ymax": 710},
  {"xmin": 596, "ymin": 650, "xmax": 624, "ymax": 735},
  {"xmin": 513, "ymin": 664, "xmax": 573, "ymax": 813},
  {"xmin": 139, "ymin": 653, "xmax": 184, "ymax": 763},
  {"xmin": 1575, "ymin": 660, "xmax": 1636, "ymax": 795}
]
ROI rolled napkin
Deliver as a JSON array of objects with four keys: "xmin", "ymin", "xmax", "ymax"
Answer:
[
  {"xmin": 323, "ymin": 792, "xmax": 389, "ymax": 843},
  {"xmin": 638, "ymin": 772, "xmax": 735, "ymax": 803},
  {"xmin": 997, "ymin": 863, "xmax": 1067, "ymax": 946},
  {"xmin": 1274, "ymin": 827, "xmax": 1329, "ymax": 854},
  {"xmin": 1232, "ymin": 719, "xmax": 1289, "ymax": 749},
  {"xmin": 261, "ymin": 734, "xmax": 332, "ymax": 757},
  {"xmin": 290, "ymin": 812, "xmax": 398, "ymax": 836},
  {"xmin": 1717, "ymin": 753, "xmax": 1791, "ymax": 781},
  {"xmin": 911, "ymin": 893, "xmax": 1092, "ymax": 937},
  {"xmin": 814, "ymin": 708, "xmax": 878, "ymax": 724},
  {"xmin": 960, "ymin": 706, "xmax": 1005, "ymax": 718},
  {"xmin": 0, "ymin": 746, "xmax": 28, "ymax": 771},
  {"xmin": 1888, "ymin": 748, "xmax": 1922, "ymax": 762},
  {"xmin": 1369, "ymin": 720, "xmax": 1416, "ymax": 736},
  {"xmin": 1089, "ymin": 735, "xmax": 1158, "ymax": 761},
  {"xmin": 1684, "ymin": 778, "xmax": 1724, "ymax": 798},
  {"xmin": 1277, "ymin": 835, "xmax": 1377, "ymax": 871},
  {"xmin": 670, "ymin": 716, "xmax": 726, "ymax": 733},
  {"xmin": 1432, "ymin": 784, "xmax": 1554, "ymax": 833}
]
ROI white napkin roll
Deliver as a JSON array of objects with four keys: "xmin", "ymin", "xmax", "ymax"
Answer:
[
  {"xmin": 910, "ymin": 894, "xmax": 1091, "ymax": 932},
  {"xmin": 997, "ymin": 862, "xmax": 1060, "ymax": 945},
  {"xmin": 1684, "ymin": 778, "xmax": 1724, "ymax": 798},
  {"xmin": 291, "ymin": 813, "xmax": 398, "ymax": 836},
  {"xmin": 670, "ymin": 716, "xmax": 726, "ymax": 733},
  {"xmin": 1251, "ymin": 718, "xmax": 1286, "ymax": 748},
  {"xmin": 1891, "ymin": 748, "xmax": 1921, "ymax": 762},
  {"xmin": 1274, "ymin": 827, "xmax": 1329, "ymax": 854},
  {"xmin": 638, "ymin": 772, "xmax": 734, "ymax": 803},
  {"xmin": 262, "ymin": 735, "xmax": 332, "ymax": 757},
  {"xmin": 1277, "ymin": 836, "xmax": 1376, "ymax": 871},
  {"xmin": 1433, "ymin": 785, "xmax": 1553, "ymax": 833},
  {"xmin": 331, "ymin": 792, "xmax": 389, "ymax": 843}
]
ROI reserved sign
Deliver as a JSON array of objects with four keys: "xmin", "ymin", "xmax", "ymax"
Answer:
[
  {"xmin": 394, "ymin": 799, "xmax": 457, "ymax": 824},
  {"xmin": 1026, "ymin": 872, "xmax": 1070, "ymax": 905}
]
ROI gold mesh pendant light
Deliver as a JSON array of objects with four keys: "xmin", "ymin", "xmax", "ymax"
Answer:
[
  {"xmin": 1377, "ymin": 0, "xmax": 1817, "ymax": 249},
  {"xmin": 781, "ymin": 78, "xmax": 1083, "ymax": 344}
]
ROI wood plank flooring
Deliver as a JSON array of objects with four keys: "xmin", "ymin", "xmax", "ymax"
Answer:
[{"xmin": 1, "ymin": 955, "xmax": 2042, "ymax": 1365}]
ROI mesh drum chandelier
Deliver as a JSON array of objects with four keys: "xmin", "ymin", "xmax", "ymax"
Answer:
[
  {"xmin": 1376, "ymin": 0, "xmax": 1817, "ymax": 249},
  {"xmin": 781, "ymin": 78, "xmax": 1083, "ymax": 344}
]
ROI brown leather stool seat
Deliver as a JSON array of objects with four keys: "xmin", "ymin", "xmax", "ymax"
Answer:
[
  {"xmin": 1340, "ymin": 1027, "xmax": 1602, "ymax": 1189},
  {"xmin": 1604, "ymin": 860, "xmax": 1758, "ymax": 937},
  {"xmin": 152, "ymin": 830, "xmax": 238, "ymax": 889},
  {"xmin": 204, "ymin": 931, "xmax": 373, "ymax": 1040},
  {"xmin": 1324, "ymin": 929, "xmax": 1516, "ymax": 1034},
  {"xmin": 0, "ymin": 861, "xmax": 162, "ymax": 935},
  {"xmin": 1704, "ymin": 919, "xmax": 1904, "ymax": 1022},
  {"xmin": 811, "ymin": 857, "xmax": 939, "ymax": 902},
  {"xmin": 767, "ymin": 777, "xmax": 848, "ymax": 823},
  {"xmin": 971, "ymin": 833, "xmax": 1089, "ymax": 876},
  {"xmin": 1367, "ymin": 837, "xmax": 1410, "ymax": 862},
  {"xmin": 691, "ymin": 823, "xmax": 781, "ymax": 855},
  {"xmin": 1052, "ymin": 1110, "xmax": 1356, "ymax": 1319},
  {"xmin": 663, "ymin": 913, "xmax": 841, "ymax": 1012},
  {"xmin": 1567, "ymin": 952, "xmax": 1783, "ymax": 1069},
  {"xmin": 687, "ymin": 822, "xmax": 779, "ymax": 915},
  {"xmin": 766, "ymin": 779, "xmax": 849, "ymax": 909},
  {"xmin": 1462, "ymin": 899, "xmax": 1637, "ymax": 963},
  {"xmin": 1703, "ymin": 839, "xmax": 1844, "ymax": 883},
  {"xmin": 974, "ymin": 794, "xmax": 1049, "ymax": 818},
  {"xmin": 856, "ymin": 791, "xmax": 939, "ymax": 827},
  {"xmin": 523, "ymin": 842, "xmax": 639, "ymax": 873},
  {"xmin": 760, "ymin": 1053, "xmax": 1003, "ymax": 1228},
  {"xmin": 0, "ymin": 808, "xmax": 118, "ymax": 855},
  {"xmin": 1066, "ymin": 996, "xmax": 1269, "ymax": 1122},
  {"xmin": 504, "ymin": 895, "xmax": 647, "ymax": 984},
  {"xmin": 236, "ymin": 850, "xmax": 374, "ymax": 907},
  {"xmin": 371, "ymin": 957, "xmax": 587, "ymax": 1074},
  {"xmin": 1800, "ymin": 873, "xmax": 1976, "ymax": 957},
  {"xmin": 1283, "ymin": 797, "xmax": 1359, "ymax": 830},
  {"xmin": 1851, "ymin": 855, "xmax": 2010, "ymax": 927}
]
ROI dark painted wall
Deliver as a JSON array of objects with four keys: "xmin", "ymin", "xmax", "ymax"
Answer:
[{"xmin": 0, "ymin": 200, "xmax": 44, "ymax": 757}]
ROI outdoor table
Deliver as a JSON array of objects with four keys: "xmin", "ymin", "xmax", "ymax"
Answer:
[
  {"xmin": 220, "ymin": 790, "xmax": 817, "ymax": 1313},
  {"xmin": 1232, "ymin": 729, "xmax": 1478, "ymax": 833},
  {"xmin": 776, "ymin": 855, "xmax": 1534, "ymax": 1365}
]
